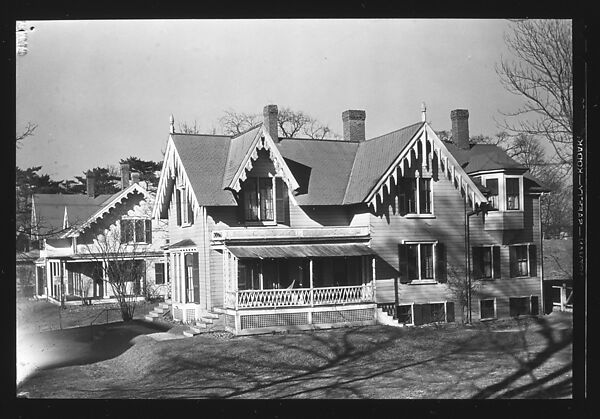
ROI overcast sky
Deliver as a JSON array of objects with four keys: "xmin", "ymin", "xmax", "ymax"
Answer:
[{"xmin": 16, "ymin": 19, "xmax": 525, "ymax": 181}]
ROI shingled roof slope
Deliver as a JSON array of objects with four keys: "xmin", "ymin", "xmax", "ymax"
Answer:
[
  {"xmin": 445, "ymin": 143, "xmax": 528, "ymax": 173},
  {"xmin": 277, "ymin": 138, "xmax": 359, "ymax": 205},
  {"xmin": 33, "ymin": 193, "xmax": 114, "ymax": 236},
  {"xmin": 171, "ymin": 133, "xmax": 236, "ymax": 206},
  {"xmin": 343, "ymin": 122, "xmax": 424, "ymax": 204},
  {"xmin": 222, "ymin": 125, "xmax": 263, "ymax": 189}
]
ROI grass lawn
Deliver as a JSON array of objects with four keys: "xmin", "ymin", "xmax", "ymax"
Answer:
[{"xmin": 16, "ymin": 300, "xmax": 572, "ymax": 399}]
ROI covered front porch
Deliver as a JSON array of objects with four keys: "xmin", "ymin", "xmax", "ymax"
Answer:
[{"xmin": 219, "ymin": 243, "xmax": 378, "ymax": 335}]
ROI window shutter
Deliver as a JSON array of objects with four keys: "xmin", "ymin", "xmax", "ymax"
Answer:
[
  {"xmin": 436, "ymin": 243, "xmax": 447, "ymax": 282},
  {"xmin": 275, "ymin": 178, "xmax": 289, "ymax": 224},
  {"xmin": 509, "ymin": 246, "xmax": 517, "ymax": 278},
  {"xmin": 421, "ymin": 304, "xmax": 432, "ymax": 325},
  {"xmin": 175, "ymin": 189, "xmax": 182, "ymax": 226},
  {"xmin": 120, "ymin": 220, "xmax": 126, "ymax": 243},
  {"xmin": 145, "ymin": 219, "xmax": 152, "ymax": 244},
  {"xmin": 236, "ymin": 191, "xmax": 245, "ymax": 223},
  {"xmin": 446, "ymin": 301, "xmax": 455, "ymax": 322},
  {"xmin": 398, "ymin": 244, "xmax": 410, "ymax": 283},
  {"xmin": 412, "ymin": 304, "xmax": 423, "ymax": 325},
  {"xmin": 528, "ymin": 244, "xmax": 537, "ymax": 277},
  {"xmin": 530, "ymin": 295, "xmax": 539, "ymax": 315},
  {"xmin": 192, "ymin": 252, "xmax": 200, "ymax": 303},
  {"xmin": 492, "ymin": 246, "xmax": 501, "ymax": 279},
  {"xmin": 155, "ymin": 263, "xmax": 164, "ymax": 285},
  {"xmin": 187, "ymin": 200, "xmax": 194, "ymax": 225},
  {"xmin": 472, "ymin": 247, "xmax": 482, "ymax": 279}
]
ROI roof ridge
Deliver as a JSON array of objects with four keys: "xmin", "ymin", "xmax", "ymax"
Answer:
[
  {"xmin": 230, "ymin": 123, "xmax": 263, "ymax": 140},
  {"xmin": 342, "ymin": 121, "xmax": 424, "ymax": 204},
  {"xmin": 364, "ymin": 121, "xmax": 424, "ymax": 142},
  {"xmin": 173, "ymin": 132, "xmax": 231, "ymax": 138}
]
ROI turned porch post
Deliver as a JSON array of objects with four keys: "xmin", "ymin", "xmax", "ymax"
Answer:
[{"xmin": 309, "ymin": 258, "xmax": 314, "ymax": 307}]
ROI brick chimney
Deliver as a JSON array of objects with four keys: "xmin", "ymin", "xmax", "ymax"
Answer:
[
  {"xmin": 342, "ymin": 110, "xmax": 366, "ymax": 142},
  {"xmin": 131, "ymin": 172, "xmax": 140, "ymax": 184},
  {"xmin": 450, "ymin": 109, "xmax": 470, "ymax": 150},
  {"xmin": 263, "ymin": 105, "xmax": 279, "ymax": 142},
  {"xmin": 120, "ymin": 163, "xmax": 130, "ymax": 190},
  {"xmin": 86, "ymin": 171, "xmax": 95, "ymax": 198}
]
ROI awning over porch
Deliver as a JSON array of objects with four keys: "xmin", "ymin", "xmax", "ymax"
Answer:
[{"xmin": 226, "ymin": 243, "xmax": 375, "ymax": 259}]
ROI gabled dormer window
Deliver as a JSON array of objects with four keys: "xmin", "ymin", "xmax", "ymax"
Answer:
[{"xmin": 241, "ymin": 177, "xmax": 289, "ymax": 224}]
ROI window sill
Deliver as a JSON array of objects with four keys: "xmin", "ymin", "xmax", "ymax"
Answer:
[
  {"xmin": 244, "ymin": 221, "xmax": 277, "ymax": 227},
  {"xmin": 479, "ymin": 317, "xmax": 497, "ymax": 322},
  {"xmin": 405, "ymin": 214, "xmax": 435, "ymax": 219},
  {"xmin": 409, "ymin": 280, "xmax": 438, "ymax": 285},
  {"xmin": 180, "ymin": 223, "xmax": 193, "ymax": 228}
]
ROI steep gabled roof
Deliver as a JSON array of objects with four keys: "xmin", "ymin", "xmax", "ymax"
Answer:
[
  {"xmin": 32, "ymin": 193, "xmax": 114, "ymax": 237},
  {"xmin": 64, "ymin": 183, "xmax": 153, "ymax": 237},
  {"xmin": 171, "ymin": 133, "xmax": 236, "ymax": 206},
  {"xmin": 343, "ymin": 122, "xmax": 424, "ymax": 204}
]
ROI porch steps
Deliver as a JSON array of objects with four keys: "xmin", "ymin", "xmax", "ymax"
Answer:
[
  {"xmin": 376, "ymin": 307, "xmax": 405, "ymax": 328},
  {"xmin": 182, "ymin": 309, "xmax": 225, "ymax": 337},
  {"xmin": 144, "ymin": 300, "xmax": 171, "ymax": 323}
]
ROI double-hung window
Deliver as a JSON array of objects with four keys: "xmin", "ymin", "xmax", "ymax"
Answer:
[
  {"xmin": 120, "ymin": 219, "xmax": 152, "ymax": 244},
  {"xmin": 509, "ymin": 244, "xmax": 537, "ymax": 278},
  {"xmin": 506, "ymin": 178, "xmax": 520, "ymax": 210},
  {"xmin": 401, "ymin": 242, "xmax": 437, "ymax": 283},
  {"xmin": 399, "ymin": 177, "xmax": 432, "ymax": 215},
  {"xmin": 175, "ymin": 186, "xmax": 194, "ymax": 226},
  {"xmin": 472, "ymin": 246, "xmax": 501, "ymax": 279},
  {"xmin": 242, "ymin": 177, "xmax": 289, "ymax": 224},
  {"xmin": 485, "ymin": 178, "xmax": 499, "ymax": 210}
]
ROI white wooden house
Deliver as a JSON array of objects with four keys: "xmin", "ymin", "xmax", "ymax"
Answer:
[
  {"xmin": 32, "ymin": 166, "xmax": 169, "ymax": 305},
  {"xmin": 153, "ymin": 105, "xmax": 549, "ymax": 335}
]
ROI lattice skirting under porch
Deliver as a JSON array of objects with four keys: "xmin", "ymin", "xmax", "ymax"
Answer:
[{"xmin": 224, "ymin": 304, "xmax": 377, "ymax": 335}]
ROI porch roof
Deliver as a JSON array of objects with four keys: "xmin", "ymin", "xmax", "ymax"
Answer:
[{"xmin": 226, "ymin": 243, "xmax": 375, "ymax": 259}]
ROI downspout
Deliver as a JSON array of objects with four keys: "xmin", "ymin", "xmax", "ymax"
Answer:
[
  {"xmin": 538, "ymin": 193, "xmax": 545, "ymax": 314},
  {"xmin": 464, "ymin": 198, "xmax": 471, "ymax": 324},
  {"xmin": 202, "ymin": 206, "xmax": 211, "ymax": 311}
]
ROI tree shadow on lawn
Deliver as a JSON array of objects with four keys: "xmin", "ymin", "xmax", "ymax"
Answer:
[
  {"xmin": 95, "ymin": 316, "xmax": 570, "ymax": 399},
  {"xmin": 18, "ymin": 320, "xmax": 171, "ymax": 376},
  {"xmin": 146, "ymin": 315, "xmax": 570, "ymax": 399}
]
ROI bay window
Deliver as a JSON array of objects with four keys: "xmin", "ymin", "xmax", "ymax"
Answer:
[
  {"xmin": 486, "ymin": 178, "xmax": 499, "ymax": 210},
  {"xmin": 506, "ymin": 178, "xmax": 520, "ymax": 210}
]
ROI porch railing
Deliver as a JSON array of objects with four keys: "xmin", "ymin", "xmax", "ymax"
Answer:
[{"xmin": 226, "ymin": 283, "xmax": 374, "ymax": 309}]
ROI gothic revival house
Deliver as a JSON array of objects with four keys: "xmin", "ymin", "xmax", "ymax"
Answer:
[
  {"xmin": 32, "ymin": 165, "xmax": 169, "ymax": 305},
  {"xmin": 154, "ymin": 105, "xmax": 548, "ymax": 335}
]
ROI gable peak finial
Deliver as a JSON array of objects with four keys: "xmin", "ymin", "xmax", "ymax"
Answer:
[
  {"xmin": 170, "ymin": 114, "xmax": 175, "ymax": 134},
  {"xmin": 421, "ymin": 102, "xmax": 427, "ymax": 122}
]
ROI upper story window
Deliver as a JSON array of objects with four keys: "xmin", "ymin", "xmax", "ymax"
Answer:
[
  {"xmin": 481, "ymin": 174, "xmax": 523, "ymax": 212},
  {"xmin": 175, "ymin": 186, "xmax": 194, "ymax": 226},
  {"xmin": 486, "ymin": 178, "xmax": 499, "ymax": 210},
  {"xmin": 399, "ymin": 177, "xmax": 432, "ymax": 216},
  {"xmin": 506, "ymin": 178, "xmax": 520, "ymax": 210},
  {"xmin": 120, "ymin": 219, "xmax": 152, "ymax": 244},
  {"xmin": 241, "ymin": 177, "xmax": 289, "ymax": 224}
]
